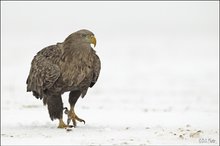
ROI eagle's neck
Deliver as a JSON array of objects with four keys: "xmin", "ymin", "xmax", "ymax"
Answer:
[{"xmin": 61, "ymin": 43, "xmax": 92, "ymax": 63}]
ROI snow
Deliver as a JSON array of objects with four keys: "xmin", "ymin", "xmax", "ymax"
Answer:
[{"xmin": 1, "ymin": 1, "xmax": 219, "ymax": 145}]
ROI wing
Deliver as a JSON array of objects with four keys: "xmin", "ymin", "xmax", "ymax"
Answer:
[
  {"xmin": 90, "ymin": 53, "xmax": 101, "ymax": 87},
  {"xmin": 26, "ymin": 46, "xmax": 61, "ymax": 97}
]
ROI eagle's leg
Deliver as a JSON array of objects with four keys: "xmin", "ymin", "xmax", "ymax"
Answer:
[
  {"xmin": 46, "ymin": 94, "xmax": 68, "ymax": 128},
  {"xmin": 68, "ymin": 90, "xmax": 85, "ymax": 127}
]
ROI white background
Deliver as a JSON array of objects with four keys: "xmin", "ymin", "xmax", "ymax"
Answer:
[{"xmin": 1, "ymin": 1, "xmax": 219, "ymax": 145}]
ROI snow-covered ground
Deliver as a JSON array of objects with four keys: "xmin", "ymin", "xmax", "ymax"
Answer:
[{"xmin": 1, "ymin": 1, "xmax": 219, "ymax": 145}]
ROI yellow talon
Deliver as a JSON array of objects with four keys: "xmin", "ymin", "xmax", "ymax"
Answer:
[
  {"xmin": 68, "ymin": 106, "xmax": 85, "ymax": 127},
  {"xmin": 58, "ymin": 119, "xmax": 68, "ymax": 128}
]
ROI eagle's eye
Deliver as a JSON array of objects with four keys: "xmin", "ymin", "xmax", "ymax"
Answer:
[{"xmin": 81, "ymin": 34, "xmax": 87, "ymax": 37}]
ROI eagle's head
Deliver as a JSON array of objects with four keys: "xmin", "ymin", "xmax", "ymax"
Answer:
[{"xmin": 64, "ymin": 29, "xmax": 96, "ymax": 48}]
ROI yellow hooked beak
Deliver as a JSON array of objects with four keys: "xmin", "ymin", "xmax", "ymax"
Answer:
[{"xmin": 90, "ymin": 35, "xmax": 96, "ymax": 47}]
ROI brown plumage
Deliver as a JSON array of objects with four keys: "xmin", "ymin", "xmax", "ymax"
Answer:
[{"xmin": 26, "ymin": 29, "xmax": 101, "ymax": 128}]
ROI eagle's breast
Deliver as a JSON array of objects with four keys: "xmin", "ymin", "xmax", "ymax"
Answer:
[{"xmin": 58, "ymin": 46, "xmax": 94, "ymax": 90}]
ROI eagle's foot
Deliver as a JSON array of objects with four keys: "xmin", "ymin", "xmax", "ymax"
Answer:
[
  {"xmin": 69, "ymin": 111, "xmax": 85, "ymax": 127},
  {"xmin": 58, "ymin": 119, "xmax": 68, "ymax": 128},
  {"xmin": 58, "ymin": 119, "xmax": 74, "ymax": 128},
  {"xmin": 64, "ymin": 107, "xmax": 85, "ymax": 127}
]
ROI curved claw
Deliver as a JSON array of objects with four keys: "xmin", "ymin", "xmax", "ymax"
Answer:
[
  {"xmin": 75, "ymin": 116, "xmax": 85, "ymax": 124},
  {"xmin": 63, "ymin": 107, "xmax": 69, "ymax": 115},
  {"xmin": 67, "ymin": 125, "xmax": 74, "ymax": 128}
]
